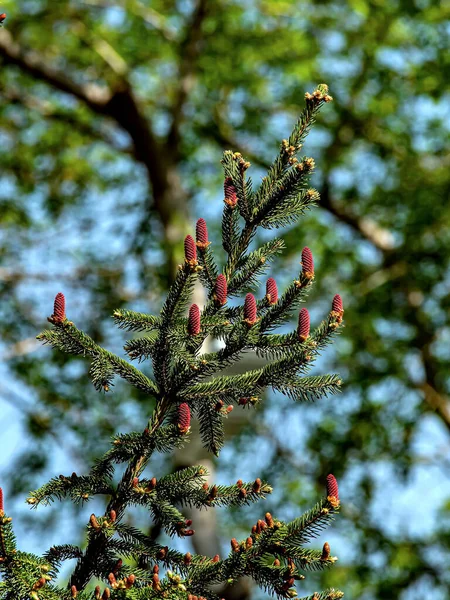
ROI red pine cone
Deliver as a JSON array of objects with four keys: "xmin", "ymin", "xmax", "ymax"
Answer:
[
  {"xmin": 301, "ymin": 247, "xmax": 314, "ymax": 277},
  {"xmin": 332, "ymin": 294, "xmax": 344, "ymax": 314},
  {"xmin": 321, "ymin": 542, "xmax": 331, "ymax": 560},
  {"xmin": 178, "ymin": 403, "xmax": 191, "ymax": 433},
  {"xmin": 0, "ymin": 487, "xmax": 3, "ymax": 513},
  {"xmin": 188, "ymin": 304, "xmax": 201, "ymax": 335},
  {"xmin": 224, "ymin": 177, "xmax": 238, "ymax": 207},
  {"xmin": 184, "ymin": 235, "xmax": 197, "ymax": 263},
  {"xmin": 71, "ymin": 585, "xmax": 78, "ymax": 598},
  {"xmin": 298, "ymin": 308, "xmax": 310, "ymax": 340},
  {"xmin": 214, "ymin": 274, "xmax": 227, "ymax": 305},
  {"xmin": 52, "ymin": 292, "xmax": 66, "ymax": 322},
  {"xmin": 326, "ymin": 474, "xmax": 339, "ymax": 500},
  {"xmin": 266, "ymin": 277, "xmax": 278, "ymax": 305},
  {"xmin": 188, "ymin": 304, "xmax": 200, "ymax": 335},
  {"xmin": 244, "ymin": 293, "xmax": 257, "ymax": 325},
  {"xmin": 0, "ymin": 14, "xmax": 6, "ymax": 23},
  {"xmin": 195, "ymin": 218, "xmax": 210, "ymax": 248}
]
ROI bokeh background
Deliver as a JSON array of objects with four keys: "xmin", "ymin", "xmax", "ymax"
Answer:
[{"xmin": 1, "ymin": 1, "xmax": 450, "ymax": 598}]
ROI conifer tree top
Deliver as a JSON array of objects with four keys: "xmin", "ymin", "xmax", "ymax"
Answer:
[{"xmin": 0, "ymin": 84, "xmax": 345, "ymax": 600}]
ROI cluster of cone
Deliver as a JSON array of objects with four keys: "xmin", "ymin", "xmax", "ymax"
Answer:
[
  {"xmin": 227, "ymin": 475, "xmax": 339, "ymax": 594},
  {"xmin": 47, "ymin": 226, "xmax": 344, "ymax": 345},
  {"xmin": 184, "ymin": 224, "xmax": 344, "ymax": 339}
]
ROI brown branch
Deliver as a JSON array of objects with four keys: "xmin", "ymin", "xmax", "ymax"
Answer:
[
  {"xmin": 0, "ymin": 29, "xmax": 189, "ymax": 267},
  {"xmin": 167, "ymin": 0, "xmax": 208, "ymax": 156}
]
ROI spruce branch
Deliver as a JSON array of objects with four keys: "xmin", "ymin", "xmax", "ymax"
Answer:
[{"xmin": 2, "ymin": 83, "xmax": 347, "ymax": 599}]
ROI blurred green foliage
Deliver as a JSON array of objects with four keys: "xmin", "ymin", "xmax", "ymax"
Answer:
[{"xmin": 0, "ymin": 0, "xmax": 449, "ymax": 598}]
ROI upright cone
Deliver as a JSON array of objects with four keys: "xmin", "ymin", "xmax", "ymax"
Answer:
[
  {"xmin": 266, "ymin": 277, "xmax": 278, "ymax": 305},
  {"xmin": 301, "ymin": 247, "xmax": 314, "ymax": 278}
]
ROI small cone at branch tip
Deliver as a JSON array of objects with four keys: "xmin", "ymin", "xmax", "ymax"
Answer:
[
  {"xmin": 266, "ymin": 277, "xmax": 278, "ymax": 304},
  {"xmin": 298, "ymin": 308, "xmax": 310, "ymax": 341},
  {"xmin": 178, "ymin": 402, "xmax": 191, "ymax": 433},
  {"xmin": 321, "ymin": 542, "xmax": 331, "ymax": 560},
  {"xmin": 326, "ymin": 474, "xmax": 340, "ymax": 507},
  {"xmin": 184, "ymin": 552, "xmax": 192, "ymax": 564},
  {"xmin": 273, "ymin": 559, "xmax": 280, "ymax": 566},
  {"xmin": 95, "ymin": 586, "xmax": 101, "ymax": 599},
  {"xmin": 236, "ymin": 479, "xmax": 243, "ymax": 488},
  {"xmin": 212, "ymin": 554, "xmax": 220, "ymax": 562},
  {"xmin": 214, "ymin": 274, "xmax": 227, "ymax": 305},
  {"xmin": 49, "ymin": 292, "xmax": 66, "ymax": 324},
  {"xmin": 152, "ymin": 573, "xmax": 160, "ymax": 590},
  {"xmin": 258, "ymin": 519, "xmax": 267, "ymax": 530},
  {"xmin": 301, "ymin": 247, "xmax": 314, "ymax": 278},
  {"xmin": 153, "ymin": 565, "xmax": 159, "ymax": 574},
  {"xmin": 188, "ymin": 304, "xmax": 201, "ymax": 335},
  {"xmin": 126, "ymin": 575, "xmax": 136, "ymax": 588},
  {"xmin": 253, "ymin": 478, "xmax": 262, "ymax": 492},
  {"xmin": 246, "ymin": 537, "xmax": 253, "ymax": 549},
  {"xmin": 226, "ymin": 404, "xmax": 233, "ymax": 413},
  {"xmin": 108, "ymin": 573, "xmax": 116, "ymax": 585},
  {"xmin": 195, "ymin": 218, "xmax": 210, "ymax": 248},
  {"xmin": 32, "ymin": 577, "xmax": 46, "ymax": 591},
  {"xmin": 244, "ymin": 293, "xmax": 258, "ymax": 326},
  {"xmin": 231, "ymin": 538, "xmax": 240, "ymax": 552},
  {"xmin": 224, "ymin": 177, "xmax": 238, "ymax": 207},
  {"xmin": 90, "ymin": 514, "xmax": 100, "ymax": 530},
  {"xmin": 71, "ymin": 585, "xmax": 77, "ymax": 598},
  {"xmin": 265, "ymin": 512, "xmax": 274, "ymax": 527},
  {"xmin": 149, "ymin": 477, "xmax": 157, "ymax": 489},
  {"xmin": 109, "ymin": 509, "xmax": 116, "ymax": 523},
  {"xmin": 331, "ymin": 294, "xmax": 344, "ymax": 323},
  {"xmin": 184, "ymin": 235, "xmax": 197, "ymax": 264},
  {"xmin": 132, "ymin": 477, "xmax": 139, "ymax": 488}
]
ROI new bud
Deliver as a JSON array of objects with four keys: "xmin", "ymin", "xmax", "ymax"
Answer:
[
  {"xmin": 230, "ymin": 538, "xmax": 240, "ymax": 552},
  {"xmin": 301, "ymin": 247, "xmax": 314, "ymax": 278},
  {"xmin": 298, "ymin": 308, "xmax": 310, "ymax": 341},
  {"xmin": 214, "ymin": 274, "xmax": 227, "ymax": 305},
  {"xmin": 244, "ymin": 293, "xmax": 257, "ymax": 326},
  {"xmin": 265, "ymin": 512, "xmax": 274, "ymax": 527},
  {"xmin": 212, "ymin": 554, "xmax": 220, "ymax": 562},
  {"xmin": 188, "ymin": 304, "xmax": 201, "ymax": 335},
  {"xmin": 49, "ymin": 292, "xmax": 66, "ymax": 324},
  {"xmin": 195, "ymin": 218, "xmax": 210, "ymax": 248},
  {"xmin": 184, "ymin": 552, "xmax": 192, "ymax": 564},
  {"xmin": 224, "ymin": 177, "xmax": 238, "ymax": 207},
  {"xmin": 71, "ymin": 585, "xmax": 78, "ymax": 598},
  {"xmin": 184, "ymin": 235, "xmax": 197, "ymax": 264},
  {"xmin": 326, "ymin": 474, "xmax": 339, "ymax": 506},
  {"xmin": 331, "ymin": 294, "xmax": 344, "ymax": 322},
  {"xmin": 178, "ymin": 403, "xmax": 191, "ymax": 434},
  {"xmin": 321, "ymin": 541, "xmax": 331, "ymax": 560},
  {"xmin": 266, "ymin": 277, "xmax": 278, "ymax": 305},
  {"xmin": 253, "ymin": 478, "xmax": 262, "ymax": 493}
]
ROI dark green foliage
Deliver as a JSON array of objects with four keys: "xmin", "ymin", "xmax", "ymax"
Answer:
[{"xmin": 0, "ymin": 87, "xmax": 344, "ymax": 600}]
